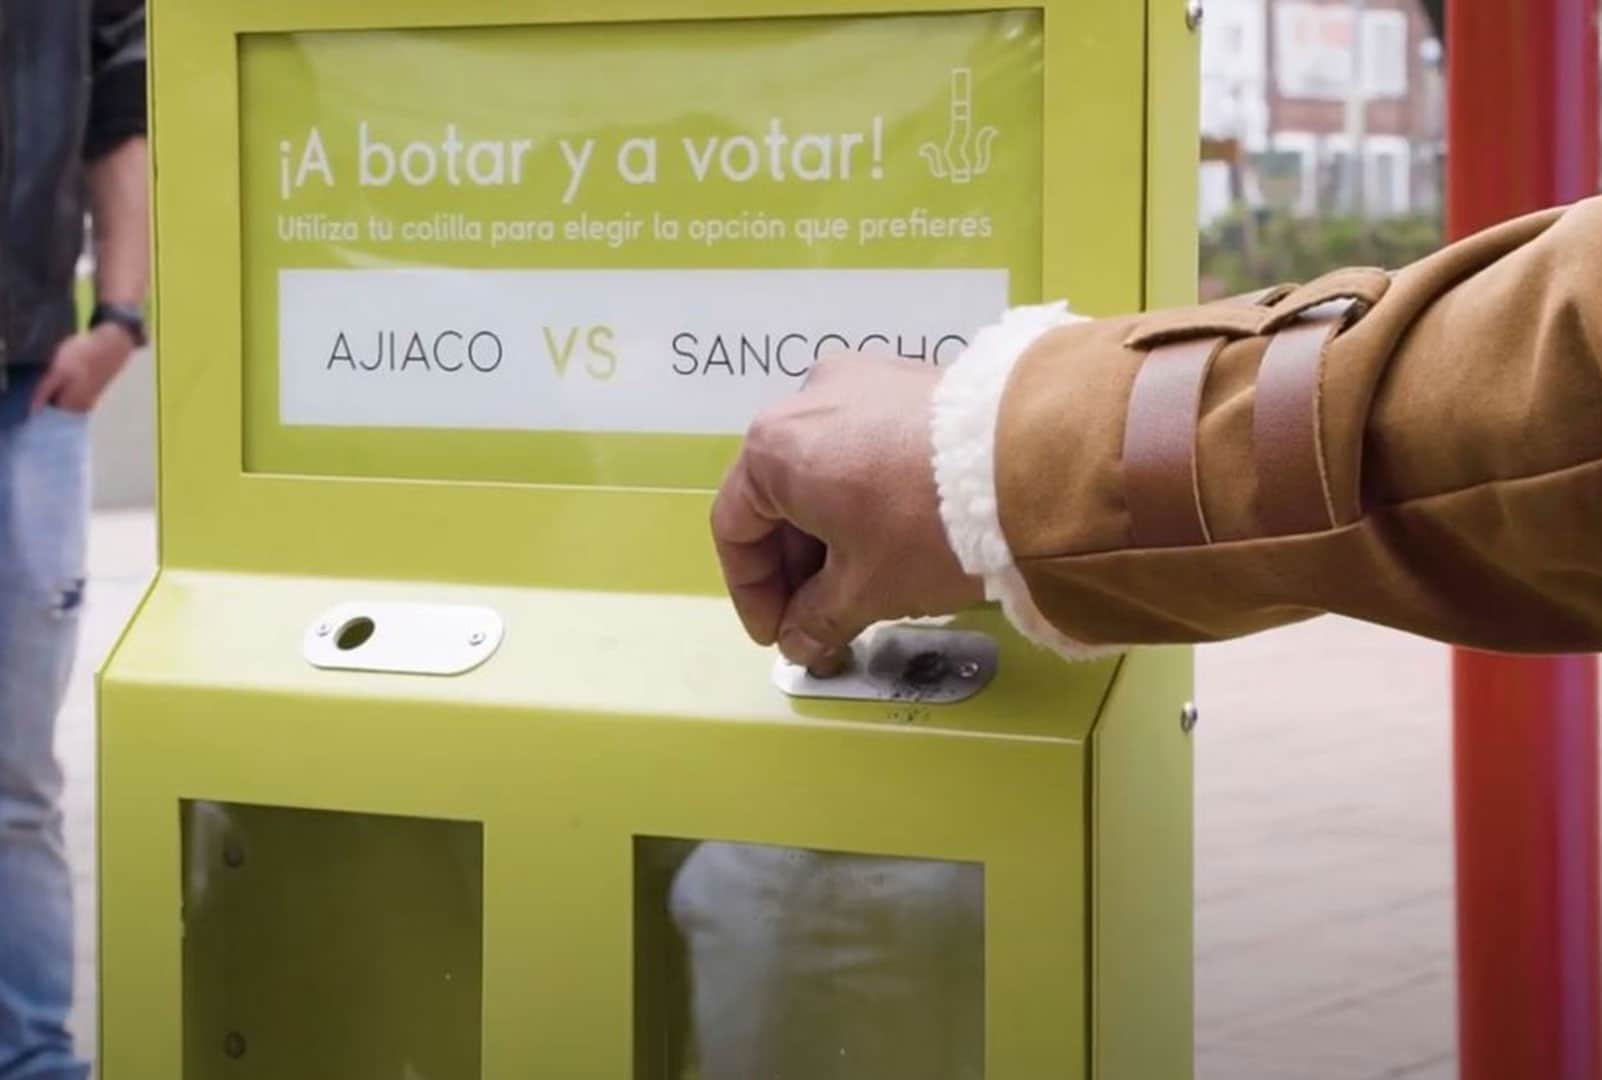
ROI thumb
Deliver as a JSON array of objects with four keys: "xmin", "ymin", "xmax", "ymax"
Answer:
[
  {"xmin": 777, "ymin": 559, "xmax": 868, "ymax": 677},
  {"xmin": 30, "ymin": 366, "xmax": 67, "ymax": 414}
]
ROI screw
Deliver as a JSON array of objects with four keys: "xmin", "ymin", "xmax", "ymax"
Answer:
[
  {"xmin": 224, "ymin": 1031, "xmax": 247, "ymax": 1059},
  {"xmin": 1180, "ymin": 702, "xmax": 1199, "ymax": 734},
  {"xmin": 957, "ymin": 660, "xmax": 982, "ymax": 680},
  {"xmin": 222, "ymin": 842, "xmax": 245, "ymax": 869},
  {"xmin": 468, "ymin": 630, "xmax": 486, "ymax": 646},
  {"xmin": 315, "ymin": 623, "xmax": 331, "ymax": 637},
  {"xmin": 1185, "ymin": 0, "xmax": 1204, "ymax": 31}
]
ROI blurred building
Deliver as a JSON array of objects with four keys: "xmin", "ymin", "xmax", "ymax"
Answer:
[{"xmin": 1200, "ymin": 0, "xmax": 1444, "ymax": 223}]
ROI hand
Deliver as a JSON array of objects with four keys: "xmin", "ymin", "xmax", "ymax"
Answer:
[
  {"xmin": 30, "ymin": 324, "xmax": 136, "ymax": 415},
  {"xmin": 712, "ymin": 353, "xmax": 985, "ymax": 675}
]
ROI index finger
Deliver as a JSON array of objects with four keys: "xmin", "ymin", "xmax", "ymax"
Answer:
[{"xmin": 711, "ymin": 453, "xmax": 791, "ymax": 646}]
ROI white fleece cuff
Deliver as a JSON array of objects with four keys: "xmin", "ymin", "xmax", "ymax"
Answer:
[{"xmin": 931, "ymin": 302, "xmax": 1127, "ymax": 662}]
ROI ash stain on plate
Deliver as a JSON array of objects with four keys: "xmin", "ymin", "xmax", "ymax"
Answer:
[{"xmin": 885, "ymin": 650, "xmax": 953, "ymax": 721}]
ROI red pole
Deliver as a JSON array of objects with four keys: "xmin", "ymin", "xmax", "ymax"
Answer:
[
  {"xmin": 1448, "ymin": 3, "xmax": 1601, "ymax": 1078},
  {"xmin": 1454, "ymin": 658, "xmax": 1600, "ymax": 1079}
]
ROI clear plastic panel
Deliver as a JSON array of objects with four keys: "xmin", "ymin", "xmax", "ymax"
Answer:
[
  {"xmin": 636, "ymin": 838, "xmax": 984, "ymax": 1079},
  {"xmin": 181, "ymin": 802, "xmax": 483, "ymax": 1079}
]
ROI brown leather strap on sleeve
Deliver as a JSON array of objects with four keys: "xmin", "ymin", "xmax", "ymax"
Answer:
[
  {"xmin": 1239, "ymin": 283, "xmax": 1296, "ymax": 307},
  {"xmin": 1259, "ymin": 268, "xmax": 1389, "ymax": 334},
  {"xmin": 1253, "ymin": 300, "xmax": 1355, "ymax": 536},
  {"xmin": 1122, "ymin": 337, "xmax": 1226, "ymax": 548}
]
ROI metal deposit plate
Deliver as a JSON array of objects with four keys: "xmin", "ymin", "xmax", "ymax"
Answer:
[
  {"xmin": 772, "ymin": 624, "xmax": 998, "ymax": 704},
  {"xmin": 303, "ymin": 601, "xmax": 503, "ymax": 676}
]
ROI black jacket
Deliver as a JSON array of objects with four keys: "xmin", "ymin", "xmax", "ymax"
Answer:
[{"xmin": 0, "ymin": 0, "xmax": 146, "ymax": 386}]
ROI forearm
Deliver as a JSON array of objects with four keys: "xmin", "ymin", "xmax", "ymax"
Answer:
[
  {"xmin": 937, "ymin": 197, "xmax": 1602, "ymax": 654},
  {"xmin": 88, "ymin": 136, "xmax": 150, "ymax": 309}
]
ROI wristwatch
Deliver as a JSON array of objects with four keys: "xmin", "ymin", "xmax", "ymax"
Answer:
[{"xmin": 90, "ymin": 301, "xmax": 147, "ymax": 348}]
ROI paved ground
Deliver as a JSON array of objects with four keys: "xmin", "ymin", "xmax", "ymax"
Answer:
[
  {"xmin": 59, "ymin": 509, "xmax": 1457, "ymax": 1077},
  {"xmin": 1193, "ymin": 617, "xmax": 1457, "ymax": 1079}
]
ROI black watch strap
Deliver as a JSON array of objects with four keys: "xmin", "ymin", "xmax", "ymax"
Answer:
[{"xmin": 90, "ymin": 301, "xmax": 147, "ymax": 348}]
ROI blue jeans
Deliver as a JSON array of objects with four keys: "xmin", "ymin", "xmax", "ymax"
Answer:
[{"xmin": 0, "ymin": 369, "xmax": 90, "ymax": 1080}]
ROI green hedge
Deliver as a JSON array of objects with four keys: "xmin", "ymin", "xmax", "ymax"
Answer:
[{"xmin": 1200, "ymin": 210, "xmax": 1443, "ymax": 300}]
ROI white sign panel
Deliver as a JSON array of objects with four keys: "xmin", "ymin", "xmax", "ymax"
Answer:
[{"xmin": 278, "ymin": 268, "xmax": 1009, "ymax": 435}]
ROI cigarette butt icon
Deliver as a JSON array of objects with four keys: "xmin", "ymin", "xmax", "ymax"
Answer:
[{"xmin": 921, "ymin": 68, "xmax": 1000, "ymax": 183}]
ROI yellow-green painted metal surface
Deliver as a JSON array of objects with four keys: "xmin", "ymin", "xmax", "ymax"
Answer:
[{"xmin": 102, "ymin": 0, "xmax": 1200, "ymax": 1075}]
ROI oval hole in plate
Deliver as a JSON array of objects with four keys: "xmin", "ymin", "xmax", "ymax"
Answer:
[{"xmin": 336, "ymin": 616, "xmax": 375, "ymax": 651}]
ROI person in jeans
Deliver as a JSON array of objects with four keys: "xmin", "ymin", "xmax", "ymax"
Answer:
[{"xmin": 0, "ymin": 4, "xmax": 148, "ymax": 1077}]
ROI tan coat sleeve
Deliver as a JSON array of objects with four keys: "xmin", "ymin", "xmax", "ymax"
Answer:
[{"xmin": 991, "ymin": 196, "xmax": 1602, "ymax": 654}]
